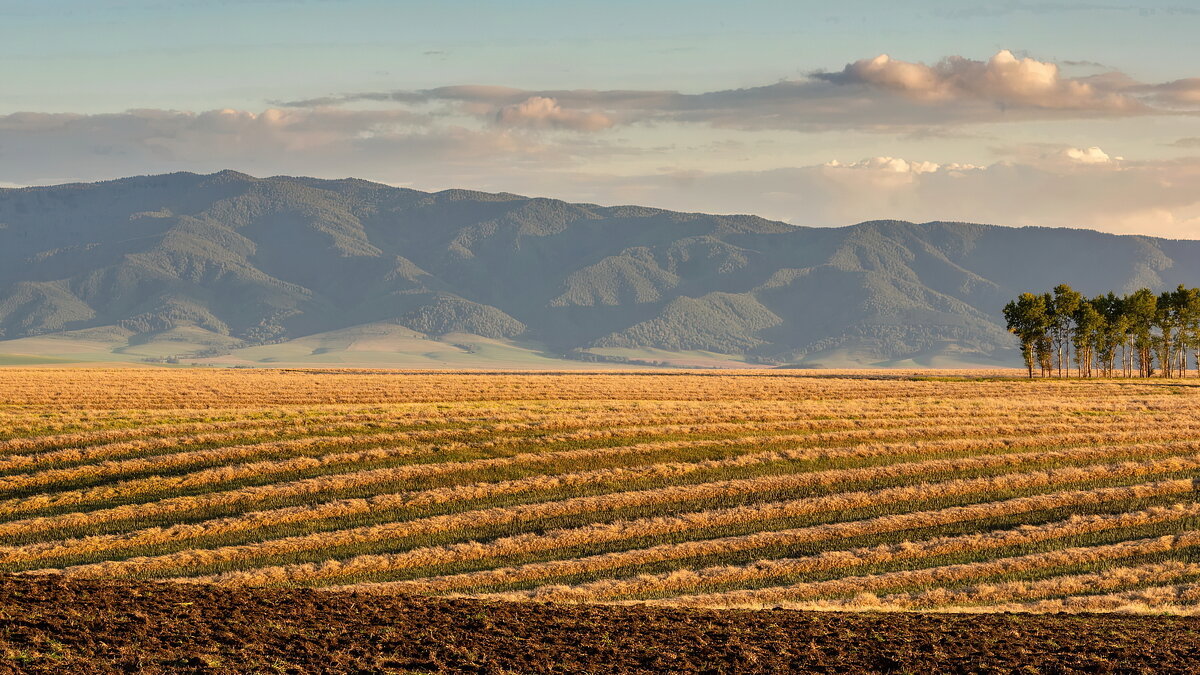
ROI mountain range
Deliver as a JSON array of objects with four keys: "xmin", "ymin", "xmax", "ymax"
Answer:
[{"xmin": 2, "ymin": 170, "xmax": 1198, "ymax": 368}]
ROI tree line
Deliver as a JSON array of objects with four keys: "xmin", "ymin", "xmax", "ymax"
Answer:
[{"xmin": 1003, "ymin": 284, "xmax": 1200, "ymax": 378}]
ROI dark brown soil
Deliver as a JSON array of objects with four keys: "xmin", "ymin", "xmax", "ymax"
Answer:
[{"xmin": 1, "ymin": 576, "xmax": 1199, "ymax": 673}]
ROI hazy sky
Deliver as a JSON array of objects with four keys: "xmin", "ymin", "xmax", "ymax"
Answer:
[{"xmin": 3, "ymin": 1, "xmax": 1199, "ymax": 237}]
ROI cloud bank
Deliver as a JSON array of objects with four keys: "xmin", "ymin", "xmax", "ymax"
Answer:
[
  {"xmin": 3, "ymin": 50, "xmax": 1199, "ymax": 239},
  {"xmin": 587, "ymin": 149, "xmax": 1200, "ymax": 240},
  {"xmin": 278, "ymin": 50, "xmax": 1199, "ymax": 131}
]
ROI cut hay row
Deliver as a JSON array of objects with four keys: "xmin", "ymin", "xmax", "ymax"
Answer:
[
  {"xmin": 6, "ymin": 428, "xmax": 1197, "ymax": 567},
  {"xmin": 6, "ymin": 409, "xmax": 1103, "ymax": 476},
  {"xmin": 8, "ymin": 403, "xmax": 1182, "ymax": 474},
  {"xmin": 7, "ymin": 420, "xmax": 1192, "ymax": 564},
  {"xmin": 641, "ymin": 531, "xmax": 1200, "ymax": 609},
  {"xmin": 475, "ymin": 501, "xmax": 1200, "ymax": 602},
  {"xmin": 957, "ymin": 581, "xmax": 1200, "ymax": 614},
  {"xmin": 7, "ymin": 421, "xmax": 1175, "ymax": 522},
  {"xmin": 0, "ymin": 397, "xmax": 1059, "ymax": 436},
  {"xmin": 11, "ymin": 431, "xmax": 1200, "ymax": 570},
  {"xmin": 0, "ymin": 399, "xmax": 891, "ymax": 449},
  {"xmin": 842, "ymin": 560, "xmax": 1200, "ymax": 610},
  {"xmin": 337, "ymin": 478, "xmax": 1197, "ymax": 596},
  {"xmin": 12, "ymin": 414, "xmax": 1200, "ymax": 525},
  {"xmin": 152, "ymin": 453, "xmax": 1200, "ymax": 587}
]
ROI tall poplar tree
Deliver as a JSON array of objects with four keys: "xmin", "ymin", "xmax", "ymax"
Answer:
[{"xmin": 1004, "ymin": 293, "xmax": 1050, "ymax": 378}]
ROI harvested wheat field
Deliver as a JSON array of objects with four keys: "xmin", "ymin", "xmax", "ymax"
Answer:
[{"xmin": 2, "ymin": 367, "xmax": 1200, "ymax": 620}]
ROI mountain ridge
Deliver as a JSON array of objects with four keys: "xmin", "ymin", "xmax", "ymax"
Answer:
[{"xmin": 2, "ymin": 170, "xmax": 1198, "ymax": 368}]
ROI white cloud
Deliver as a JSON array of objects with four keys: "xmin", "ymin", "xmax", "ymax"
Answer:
[
  {"xmin": 825, "ymin": 157, "xmax": 949, "ymax": 174},
  {"xmin": 822, "ymin": 50, "xmax": 1145, "ymax": 113},
  {"xmin": 1062, "ymin": 146, "xmax": 1116, "ymax": 164},
  {"xmin": 989, "ymin": 143, "xmax": 1132, "ymax": 169},
  {"xmin": 492, "ymin": 97, "xmax": 614, "ymax": 132}
]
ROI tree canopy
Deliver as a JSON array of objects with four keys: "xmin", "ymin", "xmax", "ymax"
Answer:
[{"xmin": 1004, "ymin": 284, "xmax": 1200, "ymax": 378}]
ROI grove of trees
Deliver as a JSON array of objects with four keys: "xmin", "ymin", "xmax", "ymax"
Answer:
[{"xmin": 1004, "ymin": 284, "xmax": 1200, "ymax": 378}]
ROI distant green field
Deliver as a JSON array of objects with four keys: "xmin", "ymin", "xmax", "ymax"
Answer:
[
  {"xmin": 0, "ymin": 323, "xmax": 628, "ymax": 370},
  {"xmin": 0, "ymin": 354, "xmax": 79, "ymax": 366}
]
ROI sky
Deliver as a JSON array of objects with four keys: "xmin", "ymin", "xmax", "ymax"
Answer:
[{"xmin": 2, "ymin": 0, "xmax": 1199, "ymax": 237}]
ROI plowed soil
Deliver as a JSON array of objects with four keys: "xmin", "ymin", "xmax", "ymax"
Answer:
[{"xmin": 1, "ymin": 576, "xmax": 1198, "ymax": 674}]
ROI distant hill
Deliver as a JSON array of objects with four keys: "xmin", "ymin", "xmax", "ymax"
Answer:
[{"xmin": 2, "ymin": 170, "xmax": 1198, "ymax": 368}]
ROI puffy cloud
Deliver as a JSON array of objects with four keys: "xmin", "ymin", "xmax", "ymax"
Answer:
[
  {"xmin": 492, "ymin": 97, "xmax": 614, "ymax": 131},
  {"xmin": 824, "ymin": 157, "xmax": 950, "ymax": 174},
  {"xmin": 988, "ymin": 143, "xmax": 1129, "ymax": 169},
  {"xmin": 1061, "ymin": 146, "xmax": 1122, "ymax": 164},
  {"xmin": 828, "ymin": 54, "xmax": 950, "ymax": 100},
  {"xmin": 817, "ymin": 50, "xmax": 1144, "ymax": 113}
]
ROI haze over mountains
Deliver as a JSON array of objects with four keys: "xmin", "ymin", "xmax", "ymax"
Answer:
[{"xmin": 1, "ymin": 170, "xmax": 1197, "ymax": 368}]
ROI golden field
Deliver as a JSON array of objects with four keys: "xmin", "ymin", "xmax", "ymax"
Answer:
[{"xmin": 2, "ymin": 367, "xmax": 1200, "ymax": 614}]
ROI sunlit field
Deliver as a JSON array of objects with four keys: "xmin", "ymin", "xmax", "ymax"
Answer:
[{"xmin": 2, "ymin": 368, "xmax": 1200, "ymax": 614}]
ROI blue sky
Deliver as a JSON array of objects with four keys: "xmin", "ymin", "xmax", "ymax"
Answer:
[
  {"xmin": 2, "ymin": 1, "xmax": 1199, "ymax": 237},
  {"xmin": 6, "ymin": 1, "xmax": 1198, "ymax": 111}
]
